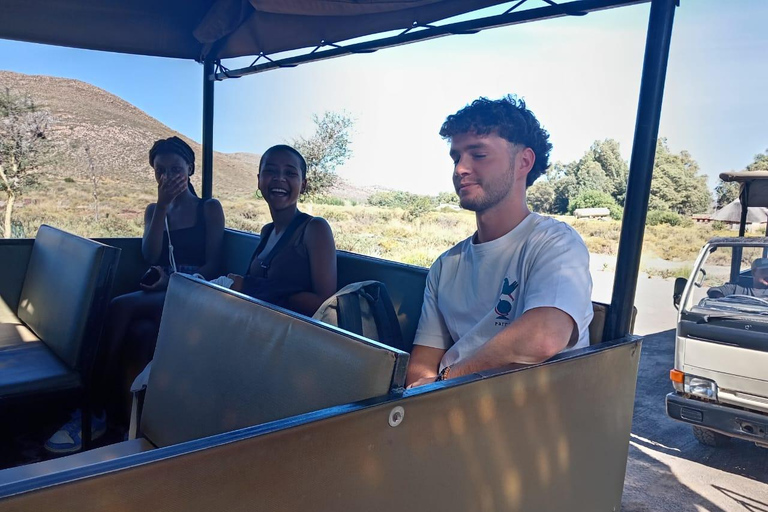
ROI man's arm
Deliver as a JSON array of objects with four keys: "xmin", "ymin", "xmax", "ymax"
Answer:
[
  {"xmin": 447, "ymin": 307, "xmax": 576, "ymax": 378},
  {"xmin": 406, "ymin": 258, "xmax": 452, "ymax": 387},
  {"xmin": 448, "ymin": 226, "xmax": 590, "ymax": 379},
  {"xmin": 406, "ymin": 345, "xmax": 446, "ymax": 388}
]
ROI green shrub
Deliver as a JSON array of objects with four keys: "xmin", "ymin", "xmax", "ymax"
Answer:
[
  {"xmin": 311, "ymin": 195, "xmax": 345, "ymax": 206},
  {"xmin": 646, "ymin": 210, "xmax": 683, "ymax": 226},
  {"xmin": 568, "ymin": 190, "xmax": 623, "ymax": 220},
  {"xmin": 64, "ymin": 177, "xmax": 76, "ymax": 183},
  {"xmin": 403, "ymin": 196, "xmax": 435, "ymax": 221},
  {"xmin": 712, "ymin": 220, "xmax": 727, "ymax": 231}
]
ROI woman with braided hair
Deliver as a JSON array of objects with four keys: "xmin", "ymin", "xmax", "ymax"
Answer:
[{"xmin": 45, "ymin": 136, "xmax": 225, "ymax": 454}]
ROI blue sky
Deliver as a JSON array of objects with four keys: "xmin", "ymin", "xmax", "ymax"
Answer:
[{"xmin": 0, "ymin": 0, "xmax": 766, "ymax": 195}]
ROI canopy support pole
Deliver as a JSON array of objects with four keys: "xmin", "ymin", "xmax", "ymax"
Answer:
[
  {"xmin": 202, "ymin": 59, "xmax": 215, "ymax": 199},
  {"xmin": 731, "ymin": 184, "xmax": 750, "ymax": 281},
  {"xmin": 604, "ymin": 0, "xmax": 677, "ymax": 341}
]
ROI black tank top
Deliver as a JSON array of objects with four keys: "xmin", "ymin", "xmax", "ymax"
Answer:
[
  {"xmin": 158, "ymin": 199, "xmax": 208, "ymax": 269},
  {"xmin": 241, "ymin": 213, "xmax": 314, "ymax": 311}
]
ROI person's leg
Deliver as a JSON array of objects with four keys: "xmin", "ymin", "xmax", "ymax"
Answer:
[
  {"xmin": 113, "ymin": 318, "xmax": 161, "ymax": 423},
  {"xmin": 96, "ymin": 290, "xmax": 166, "ymax": 412},
  {"xmin": 46, "ymin": 290, "xmax": 166, "ymax": 454}
]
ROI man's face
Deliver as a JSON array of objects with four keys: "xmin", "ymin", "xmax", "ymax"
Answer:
[
  {"xmin": 449, "ymin": 132, "xmax": 520, "ymax": 212},
  {"xmin": 753, "ymin": 266, "xmax": 768, "ymax": 288}
]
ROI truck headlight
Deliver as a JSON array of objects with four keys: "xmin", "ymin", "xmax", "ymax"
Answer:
[{"xmin": 684, "ymin": 375, "xmax": 718, "ymax": 400}]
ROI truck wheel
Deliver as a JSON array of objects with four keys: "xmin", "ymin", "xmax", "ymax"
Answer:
[{"xmin": 692, "ymin": 426, "xmax": 731, "ymax": 447}]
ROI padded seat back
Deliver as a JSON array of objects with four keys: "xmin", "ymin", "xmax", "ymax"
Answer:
[
  {"xmin": 141, "ymin": 274, "xmax": 407, "ymax": 448},
  {"xmin": 16, "ymin": 225, "xmax": 120, "ymax": 370},
  {"xmin": 588, "ymin": 302, "xmax": 637, "ymax": 344}
]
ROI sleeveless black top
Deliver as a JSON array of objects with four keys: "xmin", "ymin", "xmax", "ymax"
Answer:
[
  {"xmin": 157, "ymin": 199, "xmax": 208, "ymax": 269},
  {"xmin": 241, "ymin": 213, "xmax": 314, "ymax": 311}
]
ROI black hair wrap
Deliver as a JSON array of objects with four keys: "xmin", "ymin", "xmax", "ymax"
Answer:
[
  {"xmin": 149, "ymin": 136, "xmax": 198, "ymax": 196},
  {"xmin": 149, "ymin": 136, "xmax": 195, "ymax": 175}
]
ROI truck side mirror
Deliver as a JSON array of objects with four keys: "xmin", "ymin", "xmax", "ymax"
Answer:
[{"xmin": 673, "ymin": 277, "xmax": 687, "ymax": 310}]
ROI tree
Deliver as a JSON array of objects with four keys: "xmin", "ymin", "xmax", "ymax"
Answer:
[
  {"xmin": 715, "ymin": 180, "xmax": 739, "ymax": 209},
  {"xmin": 649, "ymin": 139, "xmax": 711, "ymax": 215},
  {"xmin": 746, "ymin": 149, "xmax": 768, "ymax": 172},
  {"xmin": 548, "ymin": 161, "xmax": 577, "ymax": 214},
  {"xmin": 436, "ymin": 191, "xmax": 459, "ymax": 205},
  {"xmin": 527, "ymin": 181, "xmax": 556, "ymax": 214},
  {"xmin": 84, "ymin": 144, "xmax": 103, "ymax": 221},
  {"xmin": 590, "ymin": 139, "xmax": 629, "ymax": 205},
  {"xmin": 291, "ymin": 111, "xmax": 354, "ymax": 198},
  {"xmin": 545, "ymin": 142, "xmax": 627, "ymax": 213},
  {"xmin": 0, "ymin": 88, "xmax": 51, "ymax": 238},
  {"xmin": 714, "ymin": 149, "xmax": 768, "ymax": 209}
]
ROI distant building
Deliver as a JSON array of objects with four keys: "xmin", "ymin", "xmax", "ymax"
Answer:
[
  {"xmin": 709, "ymin": 199, "xmax": 768, "ymax": 232},
  {"xmin": 573, "ymin": 207, "xmax": 610, "ymax": 220}
]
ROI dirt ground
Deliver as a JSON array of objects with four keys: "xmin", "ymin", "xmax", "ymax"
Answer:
[{"xmin": 589, "ymin": 263, "xmax": 768, "ymax": 511}]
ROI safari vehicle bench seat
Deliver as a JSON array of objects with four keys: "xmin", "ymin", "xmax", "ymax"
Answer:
[
  {"xmin": 0, "ymin": 225, "xmax": 120, "ymax": 402},
  {"xmin": 138, "ymin": 273, "xmax": 408, "ymax": 447},
  {"xmin": 0, "ymin": 273, "xmax": 407, "ymax": 483}
]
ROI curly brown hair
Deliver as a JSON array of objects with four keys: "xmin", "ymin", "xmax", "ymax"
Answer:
[{"xmin": 440, "ymin": 95, "xmax": 552, "ymax": 187}]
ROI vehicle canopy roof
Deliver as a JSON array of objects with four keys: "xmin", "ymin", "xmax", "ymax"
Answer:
[
  {"xmin": 0, "ymin": 0, "xmax": 598, "ymax": 60},
  {"xmin": 720, "ymin": 171, "xmax": 768, "ymax": 209}
]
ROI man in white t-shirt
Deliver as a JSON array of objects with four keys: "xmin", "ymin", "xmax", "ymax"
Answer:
[{"xmin": 406, "ymin": 95, "xmax": 593, "ymax": 388}]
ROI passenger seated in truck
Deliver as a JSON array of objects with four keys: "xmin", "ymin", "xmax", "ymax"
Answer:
[
  {"xmin": 707, "ymin": 257, "xmax": 768, "ymax": 298},
  {"xmin": 406, "ymin": 96, "xmax": 593, "ymax": 388},
  {"xmin": 45, "ymin": 137, "xmax": 225, "ymax": 454},
  {"xmin": 227, "ymin": 144, "xmax": 337, "ymax": 317}
]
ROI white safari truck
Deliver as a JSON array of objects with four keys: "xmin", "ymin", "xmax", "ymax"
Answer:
[
  {"xmin": 0, "ymin": 0, "xmax": 680, "ymax": 511},
  {"xmin": 668, "ymin": 171, "xmax": 768, "ymax": 448}
]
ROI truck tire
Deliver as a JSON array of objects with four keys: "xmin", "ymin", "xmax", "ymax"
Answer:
[{"xmin": 692, "ymin": 426, "xmax": 731, "ymax": 447}]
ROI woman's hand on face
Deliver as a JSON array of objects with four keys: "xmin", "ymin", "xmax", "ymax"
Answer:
[
  {"xmin": 140, "ymin": 266, "xmax": 170, "ymax": 292},
  {"xmin": 157, "ymin": 172, "xmax": 188, "ymax": 208},
  {"xmin": 227, "ymin": 273, "xmax": 244, "ymax": 292}
]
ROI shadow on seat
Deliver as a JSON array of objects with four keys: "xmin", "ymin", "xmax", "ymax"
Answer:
[
  {"xmin": 136, "ymin": 273, "xmax": 408, "ymax": 447},
  {"xmin": 0, "ymin": 225, "xmax": 120, "ymax": 448},
  {"xmin": 0, "ymin": 272, "xmax": 408, "ymax": 482}
]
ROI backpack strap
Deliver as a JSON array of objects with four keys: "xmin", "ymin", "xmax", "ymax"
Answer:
[
  {"xmin": 363, "ymin": 283, "xmax": 404, "ymax": 351},
  {"xmin": 337, "ymin": 292, "xmax": 363, "ymax": 336},
  {"xmin": 247, "ymin": 212, "xmax": 311, "ymax": 277}
]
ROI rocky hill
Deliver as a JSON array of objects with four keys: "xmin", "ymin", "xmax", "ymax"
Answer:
[{"xmin": 0, "ymin": 70, "xmax": 265, "ymax": 198}]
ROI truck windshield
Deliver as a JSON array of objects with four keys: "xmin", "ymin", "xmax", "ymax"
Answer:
[{"xmin": 686, "ymin": 244, "xmax": 768, "ymax": 319}]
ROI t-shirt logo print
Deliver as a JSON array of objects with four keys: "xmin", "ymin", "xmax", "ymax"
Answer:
[{"xmin": 494, "ymin": 278, "xmax": 519, "ymax": 320}]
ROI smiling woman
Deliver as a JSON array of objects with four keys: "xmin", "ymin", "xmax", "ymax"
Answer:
[{"xmin": 227, "ymin": 144, "xmax": 338, "ymax": 316}]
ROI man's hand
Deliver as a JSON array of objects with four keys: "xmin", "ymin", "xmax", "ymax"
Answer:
[
  {"xmin": 405, "ymin": 345, "xmax": 446, "ymax": 388},
  {"xmin": 406, "ymin": 375, "xmax": 437, "ymax": 389}
]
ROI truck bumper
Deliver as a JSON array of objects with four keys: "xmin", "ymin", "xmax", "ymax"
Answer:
[{"xmin": 666, "ymin": 392, "xmax": 768, "ymax": 444}]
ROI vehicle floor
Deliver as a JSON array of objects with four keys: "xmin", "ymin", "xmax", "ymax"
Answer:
[
  {"xmin": 0, "ymin": 407, "xmax": 128, "ymax": 470},
  {"xmin": 623, "ymin": 329, "xmax": 768, "ymax": 512}
]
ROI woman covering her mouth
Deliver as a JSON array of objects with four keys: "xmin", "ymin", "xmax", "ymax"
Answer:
[{"xmin": 228, "ymin": 144, "xmax": 338, "ymax": 316}]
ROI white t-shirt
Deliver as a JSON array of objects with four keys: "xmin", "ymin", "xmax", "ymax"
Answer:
[{"xmin": 413, "ymin": 213, "xmax": 593, "ymax": 370}]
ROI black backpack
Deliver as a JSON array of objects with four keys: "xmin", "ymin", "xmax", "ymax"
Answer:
[{"xmin": 313, "ymin": 280, "xmax": 404, "ymax": 351}]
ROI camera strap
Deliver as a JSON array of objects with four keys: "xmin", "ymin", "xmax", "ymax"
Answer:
[{"xmin": 165, "ymin": 216, "xmax": 177, "ymax": 273}]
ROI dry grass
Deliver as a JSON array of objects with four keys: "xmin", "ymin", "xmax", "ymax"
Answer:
[{"xmin": 6, "ymin": 187, "xmax": 755, "ymax": 270}]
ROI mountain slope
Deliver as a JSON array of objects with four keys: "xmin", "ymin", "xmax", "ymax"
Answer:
[{"xmin": 0, "ymin": 70, "xmax": 260, "ymax": 198}]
